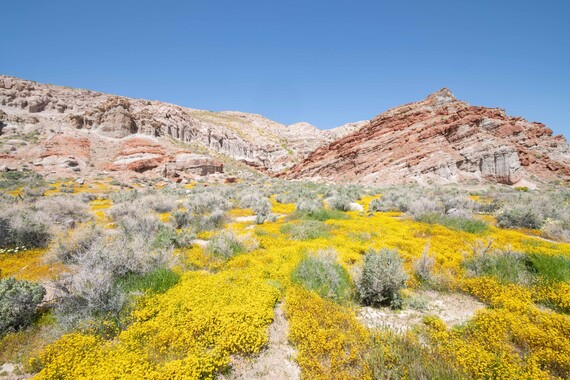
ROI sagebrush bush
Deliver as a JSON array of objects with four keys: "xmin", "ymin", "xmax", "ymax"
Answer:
[
  {"xmin": 185, "ymin": 193, "xmax": 231, "ymax": 215},
  {"xmin": 295, "ymin": 197, "xmax": 323, "ymax": 214},
  {"xmin": 252, "ymin": 198, "xmax": 274, "ymax": 224},
  {"xmin": 496, "ymin": 205, "xmax": 543, "ymax": 230},
  {"xmin": 0, "ymin": 277, "xmax": 46, "ymax": 335},
  {"xmin": 51, "ymin": 224, "xmax": 105, "ymax": 263},
  {"xmin": 356, "ymin": 248, "xmax": 408, "ymax": 308},
  {"xmin": 235, "ymin": 189, "xmax": 266, "ymax": 209},
  {"xmin": 541, "ymin": 219, "xmax": 570, "ymax": 242},
  {"xmin": 407, "ymin": 198, "xmax": 444, "ymax": 218},
  {"xmin": 291, "ymin": 249, "xmax": 352, "ymax": 303},
  {"xmin": 52, "ymin": 226, "xmax": 175, "ymax": 330},
  {"xmin": 173, "ymin": 209, "xmax": 226, "ymax": 231},
  {"xmin": 36, "ymin": 196, "xmax": 92, "ymax": 227},
  {"xmin": 207, "ymin": 230, "xmax": 256, "ymax": 260},
  {"xmin": 414, "ymin": 244, "xmax": 436, "ymax": 285},
  {"xmin": 139, "ymin": 194, "xmax": 177, "ymax": 213},
  {"xmin": 0, "ymin": 205, "xmax": 53, "ymax": 248},
  {"xmin": 328, "ymin": 195, "xmax": 353, "ymax": 212}
]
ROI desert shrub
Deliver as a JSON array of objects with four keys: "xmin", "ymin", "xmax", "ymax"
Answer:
[
  {"xmin": 116, "ymin": 267, "xmax": 181, "ymax": 295},
  {"xmin": 417, "ymin": 212, "xmax": 489, "ymax": 234},
  {"xmin": 0, "ymin": 277, "xmax": 46, "ymax": 335},
  {"xmin": 36, "ymin": 196, "xmax": 92, "ymax": 227},
  {"xmin": 252, "ymin": 198, "xmax": 274, "ymax": 224},
  {"xmin": 280, "ymin": 220, "xmax": 331, "ymax": 240},
  {"xmin": 207, "ymin": 230, "xmax": 255, "ymax": 260},
  {"xmin": 295, "ymin": 197, "xmax": 323, "ymax": 214},
  {"xmin": 463, "ymin": 245, "xmax": 534, "ymax": 286},
  {"xmin": 109, "ymin": 189, "xmax": 140, "ymax": 204},
  {"xmin": 0, "ymin": 206, "xmax": 53, "ymax": 248},
  {"xmin": 79, "ymin": 192, "xmax": 99, "ymax": 202},
  {"xmin": 173, "ymin": 209, "xmax": 226, "ymax": 231},
  {"xmin": 297, "ymin": 207, "xmax": 348, "ymax": 221},
  {"xmin": 356, "ymin": 248, "xmax": 408, "ymax": 308},
  {"xmin": 235, "ymin": 189, "xmax": 266, "ymax": 209},
  {"xmin": 139, "ymin": 194, "xmax": 177, "ymax": 213},
  {"xmin": 116, "ymin": 212, "xmax": 162, "ymax": 237},
  {"xmin": 275, "ymin": 192, "xmax": 298, "ymax": 204},
  {"xmin": 368, "ymin": 198, "xmax": 385, "ymax": 212},
  {"xmin": 414, "ymin": 244, "xmax": 436, "ymax": 285},
  {"xmin": 52, "ymin": 228, "xmax": 175, "ymax": 330},
  {"xmin": 496, "ymin": 205, "xmax": 543, "ymax": 229},
  {"xmin": 0, "ymin": 170, "xmax": 46, "ymax": 191},
  {"xmin": 369, "ymin": 187, "xmax": 422, "ymax": 213},
  {"xmin": 540, "ymin": 219, "xmax": 570, "ymax": 242},
  {"xmin": 51, "ymin": 224, "xmax": 106, "ymax": 263},
  {"xmin": 527, "ymin": 253, "xmax": 570, "ymax": 284},
  {"xmin": 328, "ymin": 195, "xmax": 353, "ymax": 211},
  {"xmin": 23, "ymin": 186, "xmax": 46, "ymax": 198},
  {"xmin": 154, "ymin": 225, "xmax": 195, "ymax": 248},
  {"xmin": 491, "ymin": 189, "xmax": 570, "ymax": 235},
  {"xmin": 407, "ymin": 198, "xmax": 444, "ymax": 218},
  {"xmin": 185, "ymin": 193, "xmax": 231, "ymax": 215},
  {"xmin": 291, "ymin": 250, "xmax": 353, "ymax": 303}
]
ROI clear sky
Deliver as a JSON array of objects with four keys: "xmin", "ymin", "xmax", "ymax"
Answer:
[{"xmin": 2, "ymin": 0, "xmax": 569, "ymax": 135}]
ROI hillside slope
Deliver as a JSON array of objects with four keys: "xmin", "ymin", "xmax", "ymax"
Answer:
[
  {"xmin": 0, "ymin": 75, "xmax": 360, "ymax": 179},
  {"xmin": 284, "ymin": 89, "xmax": 570, "ymax": 185}
]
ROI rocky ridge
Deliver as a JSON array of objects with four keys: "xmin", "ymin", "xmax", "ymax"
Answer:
[
  {"xmin": 0, "ymin": 75, "xmax": 359, "ymax": 179},
  {"xmin": 2, "ymin": 75, "xmax": 569, "ymax": 185},
  {"xmin": 284, "ymin": 89, "xmax": 570, "ymax": 185}
]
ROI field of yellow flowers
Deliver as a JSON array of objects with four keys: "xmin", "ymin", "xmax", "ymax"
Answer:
[{"xmin": 1, "ymin": 177, "xmax": 570, "ymax": 379}]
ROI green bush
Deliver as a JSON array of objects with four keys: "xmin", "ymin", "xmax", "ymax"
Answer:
[
  {"xmin": 291, "ymin": 251, "xmax": 352, "ymax": 303},
  {"xmin": 0, "ymin": 278, "xmax": 46, "ymax": 334},
  {"xmin": 356, "ymin": 249, "xmax": 408, "ymax": 308}
]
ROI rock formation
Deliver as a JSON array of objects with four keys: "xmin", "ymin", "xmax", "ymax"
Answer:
[
  {"xmin": 0, "ymin": 75, "xmax": 352, "ymax": 177},
  {"xmin": 284, "ymin": 89, "xmax": 570, "ymax": 185},
  {"xmin": 1, "ymin": 75, "xmax": 568, "ymax": 185}
]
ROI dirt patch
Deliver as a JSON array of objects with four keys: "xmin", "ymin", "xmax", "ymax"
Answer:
[
  {"xmin": 358, "ymin": 290, "xmax": 485, "ymax": 332},
  {"xmin": 220, "ymin": 303, "xmax": 300, "ymax": 380}
]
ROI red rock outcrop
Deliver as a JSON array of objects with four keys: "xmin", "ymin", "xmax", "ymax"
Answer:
[
  {"xmin": 284, "ymin": 89, "xmax": 570, "ymax": 185},
  {"xmin": 0, "ymin": 75, "xmax": 356, "ymax": 173}
]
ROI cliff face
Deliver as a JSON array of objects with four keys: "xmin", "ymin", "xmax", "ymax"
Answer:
[
  {"xmin": 285, "ymin": 89, "xmax": 570, "ymax": 185},
  {"xmin": 0, "ymin": 75, "xmax": 361, "ymax": 178}
]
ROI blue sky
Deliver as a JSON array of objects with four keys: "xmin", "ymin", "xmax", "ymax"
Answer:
[{"xmin": 2, "ymin": 0, "xmax": 569, "ymax": 135}]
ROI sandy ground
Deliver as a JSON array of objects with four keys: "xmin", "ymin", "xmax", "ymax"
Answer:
[
  {"xmin": 220, "ymin": 303, "xmax": 300, "ymax": 380},
  {"xmin": 358, "ymin": 290, "xmax": 486, "ymax": 332}
]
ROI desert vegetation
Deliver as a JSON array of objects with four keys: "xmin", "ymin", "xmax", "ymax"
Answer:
[{"xmin": 1, "ymin": 172, "xmax": 570, "ymax": 379}]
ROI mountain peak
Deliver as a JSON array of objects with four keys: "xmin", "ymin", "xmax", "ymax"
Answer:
[{"xmin": 426, "ymin": 87, "xmax": 457, "ymax": 106}]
